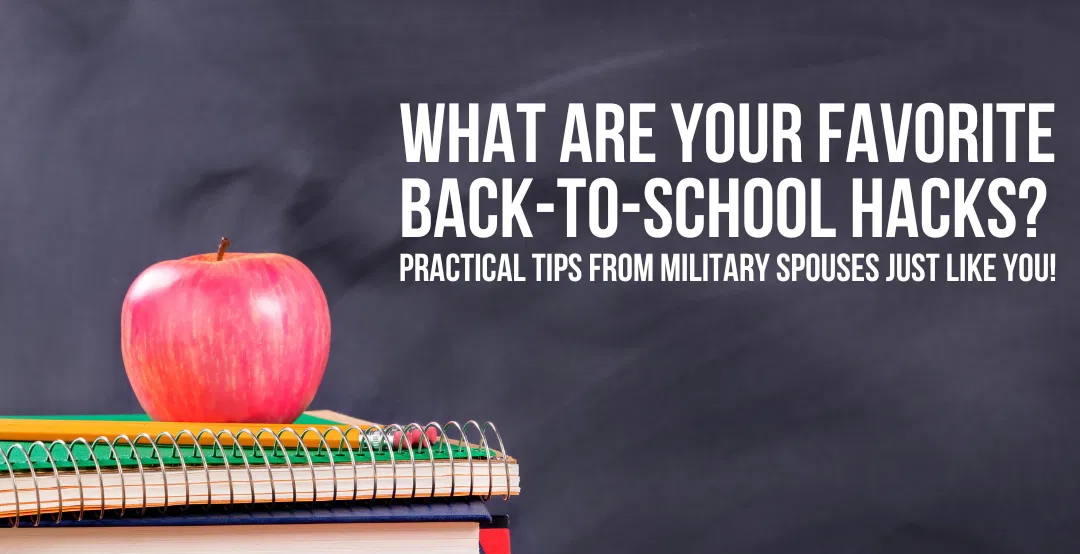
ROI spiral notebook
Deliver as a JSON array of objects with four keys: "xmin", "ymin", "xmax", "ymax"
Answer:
[{"xmin": 0, "ymin": 410, "xmax": 520, "ymax": 525}]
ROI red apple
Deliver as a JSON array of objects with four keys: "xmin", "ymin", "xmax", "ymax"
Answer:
[{"xmin": 120, "ymin": 238, "xmax": 331, "ymax": 423}]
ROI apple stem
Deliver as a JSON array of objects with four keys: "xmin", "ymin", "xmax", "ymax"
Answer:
[{"xmin": 216, "ymin": 237, "xmax": 231, "ymax": 261}]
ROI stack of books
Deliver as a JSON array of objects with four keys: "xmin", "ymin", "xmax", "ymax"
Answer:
[{"xmin": 0, "ymin": 410, "xmax": 520, "ymax": 553}]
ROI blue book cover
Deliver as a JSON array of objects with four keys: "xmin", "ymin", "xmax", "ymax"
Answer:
[{"xmin": 8, "ymin": 500, "xmax": 492, "ymax": 529}]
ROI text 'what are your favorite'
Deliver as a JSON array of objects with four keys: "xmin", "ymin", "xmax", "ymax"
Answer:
[{"xmin": 399, "ymin": 102, "xmax": 1053, "ymax": 240}]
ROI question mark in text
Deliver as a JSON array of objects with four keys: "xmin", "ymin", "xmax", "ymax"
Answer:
[{"xmin": 1019, "ymin": 178, "xmax": 1047, "ymax": 238}]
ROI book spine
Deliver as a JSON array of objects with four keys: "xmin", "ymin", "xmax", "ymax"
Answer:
[{"xmin": 480, "ymin": 515, "xmax": 512, "ymax": 554}]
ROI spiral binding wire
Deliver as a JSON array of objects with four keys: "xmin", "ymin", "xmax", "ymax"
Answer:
[{"xmin": 0, "ymin": 420, "xmax": 514, "ymax": 528}]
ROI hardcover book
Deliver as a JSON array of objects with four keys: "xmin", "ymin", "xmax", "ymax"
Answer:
[{"xmin": 0, "ymin": 500, "xmax": 504, "ymax": 553}]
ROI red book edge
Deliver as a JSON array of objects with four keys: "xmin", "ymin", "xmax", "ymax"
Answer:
[{"xmin": 479, "ymin": 515, "xmax": 511, "ymax": 554}]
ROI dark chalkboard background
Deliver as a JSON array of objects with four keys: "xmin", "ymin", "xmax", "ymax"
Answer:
[{"xmin": 1, "ymin": 1, "xmax": 1077, "ymax": 553}]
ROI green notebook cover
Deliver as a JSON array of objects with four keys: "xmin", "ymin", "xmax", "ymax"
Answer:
[{"xmin": 0, "ymin": 414, "xmax": 494, "ymax": 473}]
